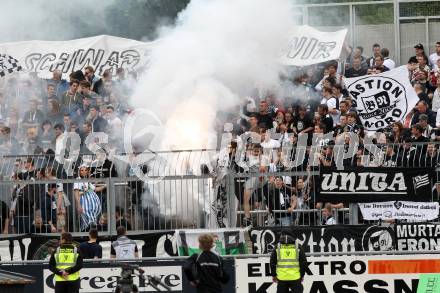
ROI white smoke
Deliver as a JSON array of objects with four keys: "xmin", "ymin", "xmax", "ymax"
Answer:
[
  {"xmin": 130, "ymin": 0, "xmax": 298, "ymax": 151},
  {"xmin": 0, "ymin": 0, "xmax": 110, "ymax": 43},
  {"xmin": 128, "ymin": 0, "xmax": 300, "ymax": 226}
]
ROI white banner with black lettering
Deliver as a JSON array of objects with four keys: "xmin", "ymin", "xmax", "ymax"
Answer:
[
  {"xmin": 359, "ymin": 201, "xmax": 439, "ymax": 221},
  {"xmin": 236, "ymin": 254, "xmax": 436, "ymax": 292},
  {"xmin": 0, "ymin": 35, "xmax": 155, "ymax": 78},
  {"xmin": 344, "ymin": 66, "xmax": 419, "ymax": 131},
  {"xmin": 280, "ymin": 25, "xmax": 347, "ymax": 66}
]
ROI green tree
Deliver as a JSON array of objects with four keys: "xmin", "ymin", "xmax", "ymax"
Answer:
[{"xmin": 104, "ymin": 0, "xmax": 190, "ymax": 40}]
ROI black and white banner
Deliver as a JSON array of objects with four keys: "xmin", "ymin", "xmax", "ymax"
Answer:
[
  {"xmin": 359, "ymin": 201, "xmax": 439, "ymax": 221},
  {"xmin": 318, "ymin": 167, "xmax": 434, "ymax": 203},
  {"xmin": 0, "ymin": 35, "xmax": 154, "ymax": 78},
  {"xmin": 250, "ymin": 225, "xmax": 397, "ymax": 254},
  {"xmin": 250, "ymin": 223, "xmax": 440, "ymax": 255},
  {"xmin": 280, "ymin": 25, "xmax": 347, "ymax": 66},
  {"xmin": 344, "ymin": 66, "xmax": 419, "ymax": 131},
  {"xmin": 0, "ymin": 53, "xmax": 23, "ymax": 77},
  {"xmin": 396, "ymin": 222, "xmax": 440, "ymax": 251},
  {"xmin": 0, "ymin": 231, "xmax": 177, "ymax": 261}
]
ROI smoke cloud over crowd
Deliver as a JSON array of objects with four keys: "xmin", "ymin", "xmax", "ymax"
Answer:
[{"xmin": 130, "ymin": 0, "xmax": 299, "ymax": 151}]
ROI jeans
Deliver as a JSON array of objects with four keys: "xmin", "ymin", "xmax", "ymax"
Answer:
[{"xmin": 278, "ymin": 216, "xmax": 292, "ymax": 226}]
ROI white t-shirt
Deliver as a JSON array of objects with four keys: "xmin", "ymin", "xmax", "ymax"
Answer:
[
  {"xmin": 383, "ymin": 58, "xmax": 395, "ymax": 70},
  {"xmin": 321, "ymin": 97, "xmax": 340, "ymax": 126},
  {"xmin": 429, "ymin": 53, "xmax": 440, "ymax": 70},
  {"xmin": 73, "ymin": 181, "xmax": 95, "ymax": 192}
]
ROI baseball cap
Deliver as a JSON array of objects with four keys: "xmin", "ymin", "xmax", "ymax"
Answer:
[{"xmin": 414, "ymin": 44, "xmax": 424, "ymax": 50}]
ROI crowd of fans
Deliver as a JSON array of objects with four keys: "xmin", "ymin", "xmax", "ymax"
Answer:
[{"xmin": 1, "ymin": 42, "xmax": 440, "ymax": 233}]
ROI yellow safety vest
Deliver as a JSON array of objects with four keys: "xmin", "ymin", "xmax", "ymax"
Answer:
[
  {"xmin": 276, "ymin": 243, "xmax": 301, "ymax": 281},
  {"xmin": 54, "ymin": 246, "xmax": 80, "ymax": 282}
]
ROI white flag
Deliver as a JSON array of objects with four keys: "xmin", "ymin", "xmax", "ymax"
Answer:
[
  {"xmin": 280, "ymin": 25, "xmax": 347, "ymax": 66},
  {"xmin": 344, "ymin": 66, "xmax": 419, "ymax": 131},
  {"xmin": 359, "ymin": 201, "xmax": 439, "ymax": 221},
  {"xmin": 0, "ymin": 35, "xmax": 155, "ymax": 78}
]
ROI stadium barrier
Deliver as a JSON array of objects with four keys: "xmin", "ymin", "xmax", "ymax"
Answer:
[
  {"xmin": 0, "ymin": 142, "xmax": 439, "ymax": 234},
  {"xmin": 2, "ymin": 251, "xmax": 440, "ymax": 293}
]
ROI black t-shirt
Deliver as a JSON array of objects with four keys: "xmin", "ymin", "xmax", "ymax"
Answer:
[
  {"xmin": 257, "ymin": 113, "xmax": 274, "ymax": 129},
  {"xmin": 345, "ymin": 67, "xmax": 368, "ymax": 78},
  {"xmin": 293, "ymin": 115, "xmax": 313, "ymax": 133},
  {"xmin": 116, "ymin": 218, "xmax": 132, "ymax": 231},
  {"xmin": 79, "ymin": 241, "xmax": 103, "ymax": 259},
  {"xmin": 321, "ymin": 115, "xmax": 334, "ymax": 133}
]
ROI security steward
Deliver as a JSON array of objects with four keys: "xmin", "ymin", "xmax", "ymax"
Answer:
[
  {"xmin": 270, "ymin": 233, "xmax": 307, "ymax": 293},
  {"xmin": 49, "ymin": 232, "xmax": 83, "ymax": 293}
]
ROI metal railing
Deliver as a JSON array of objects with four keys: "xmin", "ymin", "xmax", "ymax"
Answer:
[{"xmin": 0, "ymin": 141, "xmax": 439, "ymax": 234}]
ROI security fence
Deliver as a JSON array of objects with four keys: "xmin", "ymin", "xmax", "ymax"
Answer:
[
  {"xmin": 292, "ymin": 0, "xmax": 440, "ymax": 66},
  {"xmin": 0, "ymin": 140, "xmax": 439, "ymax": 235}
]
